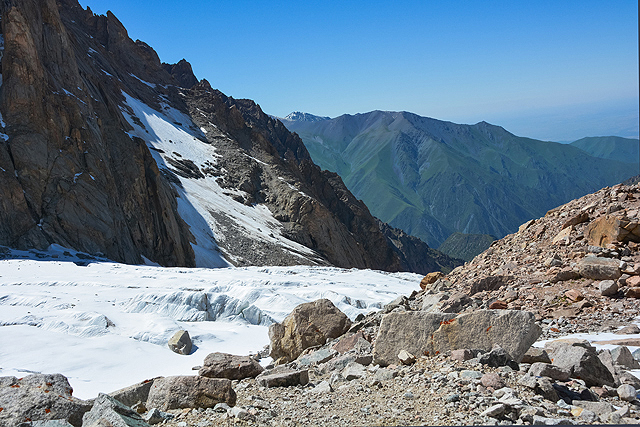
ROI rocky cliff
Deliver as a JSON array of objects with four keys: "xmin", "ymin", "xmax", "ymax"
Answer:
[{"xmin": 0, "ymin": 0, "xmax": 455, "ymax": 273}]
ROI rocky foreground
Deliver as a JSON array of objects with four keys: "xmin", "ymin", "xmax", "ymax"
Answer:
[{"xmin": 4, "ymin": 183, "xmax": 640, "ymax": 426}]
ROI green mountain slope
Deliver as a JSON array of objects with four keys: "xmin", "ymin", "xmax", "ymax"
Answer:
[
  {"xmin": 283, "ymin": 111, "xmax": 637, "ymax": 248},
  {"xmin": 570, "ymin": 136, "xmax": 639, "ymax": 164},
  {"xmin": 438, "ymin": 232, "xmax": 496, "ymax": 262}
]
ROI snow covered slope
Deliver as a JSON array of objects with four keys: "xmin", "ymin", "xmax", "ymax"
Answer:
[{"xmin": 0, "ymin": 247, "xmax": 421, "ymax": 399}]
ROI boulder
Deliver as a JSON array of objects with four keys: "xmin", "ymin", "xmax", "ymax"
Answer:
[
  {"xmin": 611, "ymin": 346, "xmax": 640, "ymax": 370},
  {"xmin": 527, "ymin": 363, "xmax": 570, "ymax": 381},
  {"xmin": 518, "ymin": 374, "xmax": 559, "ymax": 402},
  {"xmin": 167, "ymin": 330, "xmax": 192, "ymax": 355},
  {"xmin": 586, "ymin": 215, "xmax": 640, "ymax": 247},
  {"xmin": 268, "ymin": 299, "xmax": 351, "ymax": 363},
  {"xmin": 625, "ymin": 287, "xmax": 640, "ymax": 298},
  {"xmin": 572, "ymin": 400, "xmax": 615, "ymax": 416},
  {"xmin": 256, "ymin": 369, "xmax": 309, "ymax": 388},
  {"xmin": 576, "ymin": 256, "xmax": 621, "ymax": 280},
  {"xmin": 372, "ymin": 310, "xmax": 540, "ymax": 366},
  {"xmin": 562, "ymin": 212, "xmax": 590, "ymax": 229},
  {"xmin": 0, "ymin": 374, "xmax": 91, "ymax": 427},
  {"xmin": 468, "ymin": 276, "xmax": 513, "ymax": 296},
  {"xmin": 598, "ymin": 280, "xmax": 618, "ymax": 297},
  {"xmin": 146, "ymin": 376, "xmax": 235, "ymax": 410},
  {"xmin": 450, "ymin": 349, "xmax": 475, "ymax": 362},
  {"xmin": 549, "ymin": 342, "xmax": 615, "ymax": 387},
  {"xmin": 521, "ymin": 347, "xmax": 551, "ymax": 364},
  {"xmin": 82, "ymin": 393, "xmax": 150, "ymax": 427},
  {"xmin": 198, "ymin": 352, "xmax": 264, "ymax": 380},
  {"xmin": 420, "ymin": 271, "xmax": 444, "ymax": 290},
  {"xmin": 616, "ymin": 324, "xmax": 640, "ymax": 335},
  {"xmin": 332, "ymin": 331, "xmax": 368, "ymax": 353},
  {"xmin": 108, "ymin": 378, "xmax": 159, "ymax": 409}
]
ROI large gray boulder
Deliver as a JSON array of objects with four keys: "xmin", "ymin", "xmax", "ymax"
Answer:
[
  {"xmin": 82, "ymin": 393, "xmax": 150, "ymax": 427},
  {"xmin": 198, "ymin": 352, "xmax": 264, "ymax": 380},
  {"xmin": 269, "ymin": 299, "xmax": 351, "ymax": 363},
  {"xmin": 576, "ymin": 256, "xmax": 622, "ymax": 280},
  {"xmin": 373, "ymin": 310, "xmax": 540, "ymax": 367},
  {"xmin": 256, "ymin": 368, "xmax": 309, "ymax": 388},
  {"xmin": 0, "ymin": 374, "xmax": 91, "ymax": 427},
  {"xmin": 549, "ymin": 341, "xmax": 615, "ymax": 387},
  {"xmin": 108, "ymin": 377, "xmax": 160, "ymax": 408},
  {"xmin": 146, "ymin": 376, "xmax": 236, "ymax": 410}
]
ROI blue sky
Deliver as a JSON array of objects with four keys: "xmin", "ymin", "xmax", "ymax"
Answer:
[{"xmin": 79, "ymin": 0, "xmax": 638, "ymax": 142}]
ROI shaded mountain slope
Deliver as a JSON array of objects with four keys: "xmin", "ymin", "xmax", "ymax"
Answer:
[
  {"xmin": 570, "ymin": 136, "xmax": 639, "ymax": 165},
  {"xmin": 283, "ymin": 111, "xmax": 637, "ymax": 248}
]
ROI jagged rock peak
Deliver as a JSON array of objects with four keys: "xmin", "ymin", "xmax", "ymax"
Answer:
[{"xmin": 162, "ymin": 59, "xmax": 199, "ymax": 89}]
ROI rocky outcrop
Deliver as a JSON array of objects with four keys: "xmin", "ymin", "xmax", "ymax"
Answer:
[
  {"xmin": 0, "ymin": 374, "xmax": 91, "ymax": 427},
  {"xmin": 0, "ymin": 0, "xmax": 195, "ymax": 266},
  {"xmin": 268, "ymin": 299, "xmax": 351, "ymax": 363}
]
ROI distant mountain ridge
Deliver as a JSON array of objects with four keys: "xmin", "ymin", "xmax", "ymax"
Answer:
[
  {"xmin": 283, "ymin": 111, "xmax": 330, "ymax": 123},
  {"xmin": 570, "ymin": 136, "xmax": 639, "ymax": 165},
  {"xmin": 281, "ymin": 111, "xmax": 637, "ymax": 248}
]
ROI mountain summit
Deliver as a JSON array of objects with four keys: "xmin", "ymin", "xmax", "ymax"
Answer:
[
  {"xmin": 0, "ymin": 0, "xmax": 457, "ymax": 273},
  {"xmin": 282, "ymin": 111, "xmax": 330, "ymax": 123}
]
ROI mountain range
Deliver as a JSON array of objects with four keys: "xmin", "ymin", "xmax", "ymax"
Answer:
[
  {"xmin": 0, "ymin": 0, "xmax": 459, "ymax": 274},
  {"xmin": 281, "ymin": 111, "xmax": 638, "ymax": 249}
]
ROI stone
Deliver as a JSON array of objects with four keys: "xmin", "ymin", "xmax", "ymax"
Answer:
[
  {"xmin": 142, "ymin": 408, "xmax": 174, "ymax": 425},
  {"xmin": 564, "ymin": 289, "xmax": 582, "ymax": 302},
  {"xmin": 308, "ymin": 380, "xmax": 332, "ymax": 394},
  {"xmin": 562, "ymin": 212, "xmax": 590, "ymax": 229},
  {"xmin": 342, "ymin": 362, "xmax": 366, "ymax": 380},
  {"xmin": 318, "ymin": 354, "xmax": 356, "ymax": 374},
  {"xmin": 167, "ymin": 330, "xmax": 192, "ymax": 355},
  {"xmin": 532, "ymin": 415, "xmax": 576, "ymax": 425},
  {"xmin": 256, "ymin": 369, "xmax": 309, "ymax": 388},
  {"xmin": 268, "ymin": 299, "xmax": 351, "ymax": 363},
  {"xmin": 625, "ymin": 287, "xmax": 640, "ymax": 298},
  {"xmin": 450, "ymin": 349, "xmax": 475, "ymax": 362},
  {"xmin": 479, "ymin": 347, "xmax": 519, "ymax": 369},
  {"xmin": 468, "ymin": 276, "xmax": 513, "ymax": 296},
  {"xmin": 611, "ymin": 346, "xmax": 640, "ymax": 370},
  {"xmin": 489, "ymin": 300, "xmax": 508, "ymax": 309},
  {"xmin": 598, "ymin": 280, "xmax": 618, "ymax": 297},
  {"xmin": 572, "ymin": 400, "xmax": 615, "ymax": 416},
  {"xmin": 521, "ymin": 347, "xmax": 551, "ymax": 364},
  {"xmin": 626, "ymin": 275, "xmax": 640, "ymax": 287},
  {"xmin": 550, "ymin": 342, "xmax": 615, "ymax": 387},
  {"xmin": 550, "ymin": 268, "xmax": 580, "ymax": 283},
  {"xmin": 552, "ymin": 226, "xmax": 572, "ymax": 245},
  {"xmin": 576, "ymin": 256, "xmax": 621, "ymax": 280},
  {"xmin": 618, "ymin": 384, "xmax": 637, "ymax": 402},
  {"xmin": 0, "ymin": 374, "xmax": 91, "ymax": 427},
  {"xmin": 397, "ymin": 350, "xmax": 416, "ymax": 365},
  {"xmin": 297, "ymin": 348, "xmax": 337, "ymax": 367},
  {"xmin": 619, "ymin": 371, "xmax": 640, "ymax": 389},
  {"xmin": 420, "ymin": 271, "xmax": 444, "ymax": 290},
  {"xmin": 228, "ymin": 406, "xmax": 253, "ymax": 420},
  {"xmin": 372, "ymin": 309, "xmax": 541, "ymax": 366},
  {"xmin": 480, "ymin": 403, "xmax": 507, "ymax": 418},
  {"xmin": 82, "ymin": 393, "xmax": 150, "ymax": 427},
  {"xmin": 481, "ymin": 372, "xmax": 505, "ymax": 389},
  {"xmin": 528, "ymin": 363, "xmax": 570, "ymax": 381},
  {"xmin": 586, "ymin": 215, "xmax": 640, "ymax": 247},
  {"xmin": 25, "ymin": 421, "xmax": 75, "ymax": 427},
  {"xmin": 332, "ymin": 331, "xmax": 368, "ymax": 353},
  {"xmin": 146, "ymin": 376, "xmax": 236, "ymax": 410},
  {"xmin": 108, "ymin": 378, "xmax": 159, "ymax": 409},
  {"xmin": 519, "ymin": 375, "xmax": 559, "ymax": 402},
  {"xmin": 460, "ymin": 370, "xmax": 483, "ymax": 380},
  {"xmin": 198, "ymin": 352, "xmax": 264, "ymax": 380}
]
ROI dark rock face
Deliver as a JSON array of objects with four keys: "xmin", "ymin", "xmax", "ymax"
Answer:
[
  {"xmin": 0, "ymin": 0, "xmax": 195, "ymax": 266},
  {"xmin": 0, "ymin": 0, "xmax": 438, "ymax": 273}
]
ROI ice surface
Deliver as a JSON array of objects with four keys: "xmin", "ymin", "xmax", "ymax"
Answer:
[{"xmin": 0, "ymin": 254, "xmax": 421, "ymax": 399}]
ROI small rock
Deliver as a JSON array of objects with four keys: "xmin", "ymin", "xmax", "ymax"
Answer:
[
  {"xmin": 521, "ymin": 347, "xmax": 551, "ymax": 364},
  {"xmin": 617, "ymin": 384, "xmax": 637, "ymax": 402},
  {"xmin": 481, "ymin": 372, "xmax": 505, "ymax": 389},
  {"xmin": 598, "ymin": 280, "xmax": 618, "ymax": 297},
  {"xmin": 256, "ymin": 369, "xmax": 309, "ymax": 388},
  {"xmin": 616, "ymin": 324, "xmax": 640, "ymax": 335},
  {"xmin": 489, "ymin": 300, "xmax": 508, "ymax": 309},
  {"xmin": 625, "ymin": 287, "xmax": 640, "ymax": 298},
  {"xmin": 528, "ymin": 362, "xmax": 570, "ymax": 381},
  {"xmin": 213, "ymin": 403, "xmax": 231, "ymax": 413},
  {"xmin": 397, "ymin": 349, "xmax": 416, "ymax": 365},
  {"xmin": 564, "ymin": 289, "xmax": 583, "ymax": 302},
  {"xmin": 308, "ymin": 380, "xmax": 332, "ymax": 394},
  {"xmin": 450, "ymin": 349, "xmax": 475, "ymax": 362},
  {"xmin": 480, "ymin": 403, "xmax": 506, "ymax": 418},
  {"xmin": 143, "ymin": 408, "xmax": 174, "ymax": 425},
  {"xmin": 228, "ymin": 406, "xmax": 253, "ymax": 420},
  {"xmin": 342, "ymin": 362, "xmax": 366, "ymax": 380},
  {"xmin": 611, "ymin": 345, "xmax": 640, "ymax": 369}
]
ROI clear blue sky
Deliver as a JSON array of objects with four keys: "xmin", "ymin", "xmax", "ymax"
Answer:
[{"xmin": 79, "ymin": 0, "xmax": 638, "ymax": 142}]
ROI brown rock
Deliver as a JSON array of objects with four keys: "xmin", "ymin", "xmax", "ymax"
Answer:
[
  {"xmin": 489, "ymin": 300, "xmax": 508, "ymax": 309},
  {"xmin": 625, "ymin": 287, "xmax": 640, "ymax": 299},
  {"xmin": 333, "ymin": 331, "xmax": 368, "ymax": 353},
  {"xmin": 562, "ymin": 212, "xmax": 590, "ymax": 229},
  {"xmin": 451, "ymin": 349, "xmax": 475, "ymax": 362},
  {"xmin": 269, "ymin": 299, "xmax": 352, "ymax": 363},
  {"xmin": 564, "ymin": 289, "xmax": 583, "ymax": 302},
  {"xmin": 481, "ymin": 372, "xmax": 505, "ymax": 389},
  {"xmin": 586, "ymin": 215, "xmax": 640, "ymax": 247},
  {"xmin": 550, "ymin": 268, "xmax": 580, "ymax": 283},
  {"xmin": 420, "ymin": 271, "xmax": 444, "ymax": 290},
  {"xmin": 198, "ymin": 352, "xmax": 264, "ymax": 380},
  {"xmin": 626, "ymin": 276, "xmax": 640, "ymax": 287}
]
